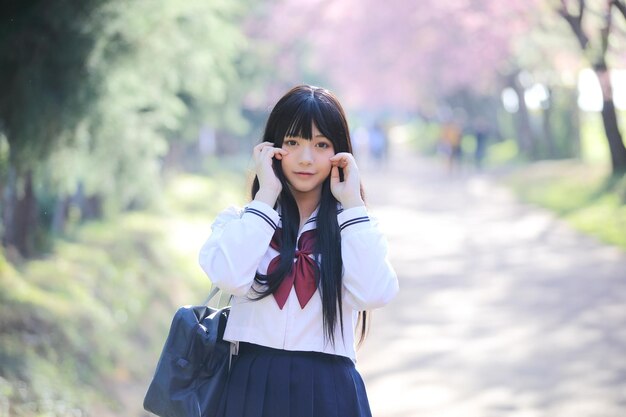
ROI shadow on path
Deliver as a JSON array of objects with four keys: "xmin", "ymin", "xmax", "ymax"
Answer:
[{"xmin": 357, "ymin": 145, "xmax": 626, "ymax": 417}]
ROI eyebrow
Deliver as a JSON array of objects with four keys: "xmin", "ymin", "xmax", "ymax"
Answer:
[{"xmin": 289, "ymin": 133, "xmax": 328, "ymax": 140}]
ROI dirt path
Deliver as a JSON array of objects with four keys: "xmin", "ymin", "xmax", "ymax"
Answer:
[{"xmin": 357, "ymin": 144, "xmax": 626, "ymax": 417}]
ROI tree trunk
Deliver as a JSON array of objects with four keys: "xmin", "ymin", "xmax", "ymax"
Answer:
[
  {"xmin": 82, "ymin": 195, "xmax": 102, "ymax": 220},
  {"xmin": 17, "ymin": 170, "xmax": 37, "ymax": 256},
  {"xmin": 509, "ymin": 74, "xmax": 537, "ymax": 159},
  {"xmin": 542, "ymin": 87, "xmax": 557, "ymax": 159},
  {"xmin": 600, "ymin": 99, "xmax": 626, "ymax": 174},
  {"xmin": 595, "ymin": 67, "xmax": 626, "ymax": 174},
  {"xmin": 557, "ymin": 2, "xmax": 626, "ymax": 174},
  {"xmin": 1, "ymin": 164, "xmax": 17, "ymax": 251},
  {"xmin": 564, "ymin": 87, "xmax": 581, "ymax": 159},
  {"xmin": 4, "ymin": 169, "xmax": 38, "ymax": 257},
  {"xmin": 51, "ymin": 195, "xmax": 71, "ymax": 235}
]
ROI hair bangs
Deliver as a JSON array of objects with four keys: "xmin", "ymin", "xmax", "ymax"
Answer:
[
  {"xmin": 284, "ymin": 101, "xmax": 315, "ymax": 139},
  {"xmin": 286, "ymin": 100, "xmax": 345, "ymax": 153}
]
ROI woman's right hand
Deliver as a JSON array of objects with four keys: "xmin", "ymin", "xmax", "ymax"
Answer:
[{"xmin": 253, "ymin": 141, "xmax": 288, "ymax": 206}]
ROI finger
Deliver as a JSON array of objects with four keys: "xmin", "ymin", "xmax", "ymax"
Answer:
[
  {"xmin": 330, "ymin": 153, "xmax": 353, "ymax": 168},
  {"xmin": 256, "ymin": 147, "xmax": 275, "ymax": 165},
  {"xmin": 329, "ymin": 152, "xmax": 352, "ymax": 161},
  {"xmin": 260, "ymin": 146, "xmax": 279, "ymax": 155},
  {"xmin": 343, "ymin": 155, "xmax": 358, "ymax": 171},
  {"xmin": 273, "ymin": 149, "xmax": 288, "ymax": 160},
  {"xmin": 330, "ymin": 165, "xmax": 340, "ymax": 184},
  {"xmin": 254, "ymin": 143, "xmax": 269, "ymax": 160},
  {"xmin": 331, "ymin": 156, "xmax": 349, "ymax": 169},
  {"xmin": 264, "ymin": 147, "xmax": 287, "ymax": 156},
  {"xmin": 259, "ymin": 147, "xmax": 286, "ymax": 163},
  {"xmin": 329, "ymin": 156, "xmax": 346, "ymax": 166},
  {"xmin": 255, "ymin": 142, "xmax": 275, "ymax": 153}
]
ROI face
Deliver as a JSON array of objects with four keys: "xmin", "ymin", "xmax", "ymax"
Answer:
[{"xmin": 280, "ymin": 123, "xmax": 335, "ymax": 200}]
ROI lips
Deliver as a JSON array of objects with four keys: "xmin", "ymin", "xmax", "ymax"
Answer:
[{"xmin": 294, "ymin": 172, "xmax": 314, "ymax": 176}]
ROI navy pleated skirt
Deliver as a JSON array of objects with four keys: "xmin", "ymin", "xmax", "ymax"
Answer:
[{"xmin": 217, "ymin": 342, "xmax": 372, "ymax": 417}]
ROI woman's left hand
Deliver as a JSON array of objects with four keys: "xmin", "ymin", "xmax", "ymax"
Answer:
[{"xmin": 330, "ymin": 153, "xmax": 365, "ymax": 209}]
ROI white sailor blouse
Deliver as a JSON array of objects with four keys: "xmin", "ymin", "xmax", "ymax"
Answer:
[{"xmin": 198, "ymin": 200, "xmax": 399, "ymax": 361}]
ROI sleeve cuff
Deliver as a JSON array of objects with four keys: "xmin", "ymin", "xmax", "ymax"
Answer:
[
  {"xmin": 337, "ymin": 205, "xmax": 370, "ymax": 234},
  {"xmin": 242, "ymin": 200, "xmax": 280, "ymax": 231}
]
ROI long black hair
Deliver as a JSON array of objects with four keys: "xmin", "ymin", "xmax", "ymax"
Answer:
[{"xmin": 250, "ymin": 85, "xmax": 368, "ymax": 346}]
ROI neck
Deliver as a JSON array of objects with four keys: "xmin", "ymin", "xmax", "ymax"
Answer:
[{"xmin": 292, "ymin": 190, "xmax": 321, "ymax": 228}]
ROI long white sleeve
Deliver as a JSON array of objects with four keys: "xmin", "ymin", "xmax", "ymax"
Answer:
[
  {"xmin": 338, "ymin": 206, "xmax": 399, "ymax": 310},
  {"xmin": 198, "ymin": 200, "xmax": 279, "ymax": 296}
]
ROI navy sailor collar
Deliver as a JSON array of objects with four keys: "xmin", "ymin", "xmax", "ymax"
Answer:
[{"xmin": 275, "ymin": 203, "xmax": 345, "ymax": 237}]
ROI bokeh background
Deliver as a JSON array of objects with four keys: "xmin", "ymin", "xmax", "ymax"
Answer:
[{"xmin": 1, "ymin": 0, "xmax": 625, "ymax": 416}]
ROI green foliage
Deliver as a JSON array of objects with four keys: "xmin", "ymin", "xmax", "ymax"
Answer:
[
  {"xmin": 37, "ymin": 0, "xmax": 255, "ymax": 212},
  {"xmin": 0, "ymin": 169, "xmax": 246, "ymax": 416},
  {"xmin": 0, "ymin": 0, "xmax": 261, "ymax": 256},
  {"xmin": 0, "ymin": 0, "xmax": 106, "ymax": 169},
  {"xmin": 90, "ymin": 0, "xmax": 254, "ymax": 137}
]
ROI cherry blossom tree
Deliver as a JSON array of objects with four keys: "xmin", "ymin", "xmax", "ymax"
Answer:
[{"xmin": 246, "ymin": 0, "xmax": 541, "ymax": 112}]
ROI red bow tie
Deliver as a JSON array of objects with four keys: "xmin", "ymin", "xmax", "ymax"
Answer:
[{"xmin": 267, "ymin": 228, "xmax": 318, "ymax": 309}]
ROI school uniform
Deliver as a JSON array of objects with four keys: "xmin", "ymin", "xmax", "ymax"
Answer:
[{"xmin": 198, "ymin": 200, "xmax": 398, "ymax": 417}]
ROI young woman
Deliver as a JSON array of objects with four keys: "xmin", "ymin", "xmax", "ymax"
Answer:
[{"xmin": 199, "ymin": 85, "xmax": 398, "ymax": 417}]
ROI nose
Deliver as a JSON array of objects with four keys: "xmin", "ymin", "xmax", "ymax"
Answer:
[{"xmin": 299, "ymin": 143, "xmax": 313, "ymax": 165}]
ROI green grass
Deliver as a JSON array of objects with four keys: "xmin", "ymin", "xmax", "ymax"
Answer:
[
  {"xmin": 0, "ymin": 167, "xmax": 247, "ymax": 416},
  {"xmin": 580, "ymin": 112, "xmax": 613, "ymax": 164},
  {"xmin": 504, "ymin": 160, "xmax": 626, "ymax": 249},
  {"xmin": 484, "ymin": 139, "xmax": 524, "ymax": 167},
  {"xmin": 485, "ymin": 111, "xmax": 626, "ymax": 249}
]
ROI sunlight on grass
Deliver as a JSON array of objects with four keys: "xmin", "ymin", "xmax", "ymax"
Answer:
[
  {"xmin": 569, "ymin": 194, "xmax": 626, "ymax": 246},
  {"xmin": 504, "ymin": 160, "xmax": 626, "ymax": 249},
  {"xmin": 485, "ymin": 139, "xmax": 521, "ymax": 167},
  {"xmin": 0, "ymin": 168, "xmax": 248, "ymax": 416},
  {"xmin": 580, "ymin": 113, "xmax": 612, "ymax": 164}
]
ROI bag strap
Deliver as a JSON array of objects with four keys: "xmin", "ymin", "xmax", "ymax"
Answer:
[
  {"xmin": 203, "ymin": 286, "xmax": 238, "ymax": 358},
  {"xmin": 202, "ymin": 286, "xmax": 233, "ymax": 307},
  {"xmin": 202, "ymin": 286, "xmax": 221, "ymax": 306}
]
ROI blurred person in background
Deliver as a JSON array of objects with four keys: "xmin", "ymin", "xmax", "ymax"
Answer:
[
  {"xmin": 439, "ymin": 118, "xmax": 463, "ymax": 173},
  {"xmin": 368, "ymin": 121, "xmax": 388, "ymax": 168},
  {"xmin": 472, "ymin": 117, "xmax": 489, "ymax": 171}
]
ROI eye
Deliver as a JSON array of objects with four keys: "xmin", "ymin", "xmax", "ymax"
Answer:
[
  {"xmin": 316, "ymin": 141, "xmax": 332, "ymax": 149},
  {"xmin": 284, "ymin": 139, "xmax": 298, "ymax": 147}
]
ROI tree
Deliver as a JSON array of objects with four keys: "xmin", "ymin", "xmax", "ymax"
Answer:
[
  {"xmin": 0, "ymin": 0, "xmax": 107, "ymax": 256},
  {"xmin": 0, "ymin": 0, "xmax": 258, "ymax": 257},
  {"xmin": 557, "ymin": 0, "xmax": 626, "ymax": 174},
  {"xmin": 247, "ymin": 0, "xmax": 542, "ymax": 115},
  {"xmin": 500, "ymin": 4, "xmax": 586, "ymax": 160}
]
